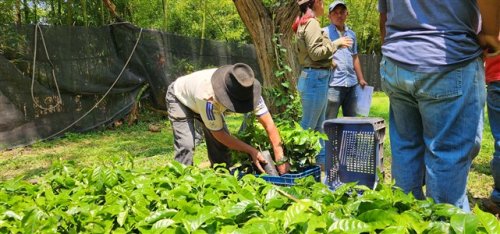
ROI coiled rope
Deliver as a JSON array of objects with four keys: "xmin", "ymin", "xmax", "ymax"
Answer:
[{"xmin": 30, "ymin": 23, "xmax": 144, "ymax": 140}]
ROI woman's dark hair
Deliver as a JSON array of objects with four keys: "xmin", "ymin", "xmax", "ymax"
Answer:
[
  {"xmin": 298, "ymin": 0, "xmax": 316, "ymax": 15},
  {"xmin": 293, "ymin": 0, "xmax": 316, "ymax": 32}
]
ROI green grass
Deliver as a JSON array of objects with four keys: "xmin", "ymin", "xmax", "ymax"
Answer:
[
  {"xmin": 0, "ymin": 110, "xmax": 243, "ymax": 181},
  {"xmin": 0, "ymin": 92, "xmax": 496, "ymax": 206}
]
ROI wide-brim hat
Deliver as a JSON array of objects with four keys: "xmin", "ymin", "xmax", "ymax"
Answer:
[{"xmin": 211, "ymin": 63, "xmax": 261, "ymax": 113}]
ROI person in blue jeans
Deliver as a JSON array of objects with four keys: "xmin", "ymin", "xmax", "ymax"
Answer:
[
  {"xmin": 480, "ymin": 1, "xmax": 500, "ymax": 214},
  {"xmin": 485, "ymin": 54, "xmax": 500, "ymax": 214},
  {"xmin": 378, "ymin": 0, "xmax": 496, "ymax": 211},
  {"xmin": 293, "ymin": 0, "xmax": 352, "ymax": 168},
  {"xmin": 324, "ymin": 1, "xmax": 368, "ymax": 120}
]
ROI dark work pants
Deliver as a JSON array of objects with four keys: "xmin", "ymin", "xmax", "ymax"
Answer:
[{"xmin": 166, "ymin": 83, "xmax": 232, "ymax": 167}]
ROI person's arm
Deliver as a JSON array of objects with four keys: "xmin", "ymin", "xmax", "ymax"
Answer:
[
  {"xmin": 478, "ymin": 0, "xmax": 500, "ymax": 55},
  {"xmin": 379, "ymin": 13, "xmax": 387, "ymax": 43},
  {"xmin": 210, "ymin": 129, "xmax": 267, "ymax": 173},
  {"xmin": 256, "ymin": 112, "xmax": 290, "ymax": 175},
  {"xmin": 353, "ymin": 55, "xmax": 367, "ymax": 88},
  {"xmin": 304, "ymin": 19, "xmax": 351, "ymax": 61}
]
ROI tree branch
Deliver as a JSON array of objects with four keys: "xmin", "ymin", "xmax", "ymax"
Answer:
[{"xmin": 102, "ymin": 0, "xmax": 124, "ymax": 22}]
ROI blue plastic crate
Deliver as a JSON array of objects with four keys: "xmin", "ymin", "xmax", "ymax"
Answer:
[
  {"xmin": 257, "ymin": 165, "xmax": 321, "ymax": 186},
  {"xmin": 323, "ymin": 117, "xmax": 385, "ymax": 190}
]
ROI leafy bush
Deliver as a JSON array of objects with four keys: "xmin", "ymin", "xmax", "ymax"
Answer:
[
  {"xmin": 1, "ymin": 161, "xmax": 498, "ymax": 233},
  {"xmin": 232, "ymin": 114, "xmax": 325, "ymax": 173},
  {"xmin": 263, "ymin": 81, "xmax": 302, "ymax": 124}
]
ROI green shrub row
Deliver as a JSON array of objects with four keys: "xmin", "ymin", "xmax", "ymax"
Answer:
[{"xmin": 0, "ymin": 161, "xmax": 498, "ymax": 233}]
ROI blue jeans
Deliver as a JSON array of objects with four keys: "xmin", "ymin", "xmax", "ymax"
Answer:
[
  {"xmin": 380, "ymin": 57, "xmax": 485, "ymax": 211},
  {"xmin": 326, "ymin": 85, "xmax": 358, "ymax": 119},
  {"xmin": 488, "ymin": 81, "xmax": 500, "ymax": 203},
  {"xmin": 297, "ymin": 68, "xmax": 330, "ymax": 166}
]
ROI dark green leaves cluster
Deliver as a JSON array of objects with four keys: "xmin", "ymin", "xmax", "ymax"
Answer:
[
  {"xmin": 1, "ymin": 161, "xmax": 499, "ymax": 233},
  {"xmin": 233, "ymin": 115, "xmax": 324, "ymax": 172}
]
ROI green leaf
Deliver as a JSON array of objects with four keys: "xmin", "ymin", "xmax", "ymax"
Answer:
[
  {"xmin": 152, "ymin": 219, "xmax": 175, "ymax": 229},
  {"xmin": 402, "ymin": 211, "xmax": 430, "ymax": 233},
  {"xmin": 91, "ymin": 166, "xmax": 104, "ymax": 181},
  {"xmin": 328, "ymin": 219, "xmax": 371, "ymax": 233},
  {"xmin": 166, "ymin": 161, "xmax": 186, "ymax": 177},
  {"xmin": 265, "ymin": 188, "xmax": 286, "ymax": 210},
  {"xmin": 284, "ymin": 202, "xmax": 311, "ymax": 229},
  {"xmin": 473, "ymin": 206, "xmax": 500, "ymax": 234},
  {"xmin": 305, "ymin": 215, "xmax": 327, "ymax": 234},
  {"xmin": 432, "ymin": 203, "xmax": 464, "ymax": 218},
  {"xmin": 117, "ymin": 209, "xmax": 128, "ymax": 227},
  {"xmin": 450, "ymin": 213, "xmax": 479, "ymax": 234},
  {"xmin": 379, "ymin": 226, "xmax": 408, "ymax": 234},
  {"xmin": 426, "ymin": 222, "xmax": 451, "ymax": 233},
  {"xmin": 182, "ymin": 206, "xmax": 218, "ymax": 232},
  {"xmin": 357, "ymin": 209, "xmax": 396, "ymax": 229},
  {"xmin": 103, "ymin": 168, "xmax": 119, "ymax": 187},
  {"xmin": 4, "ymin": 210, "xmax": 22, "ymax": 220},
  {"xmin": 241, "ymin": 217, "xmax": 279, "ymax": 233},
  {"xmin": 145, "ymin": 209, "xmax": 179, "ymax": 224},
  {"xmin": 227, "ymin": 200, "xmax": 252, "ymax": 217}
]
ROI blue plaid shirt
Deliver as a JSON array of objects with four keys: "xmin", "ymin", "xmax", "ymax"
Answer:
[{"xmin": 324, "ymin": 24, "xmax": 358, "ymax": 87}]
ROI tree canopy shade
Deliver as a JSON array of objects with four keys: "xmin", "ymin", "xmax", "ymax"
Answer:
[
  {"xmin": 0, "ymin": 0, "xmax": 380, "ymax": 50},
  {"xmin": 0, "ymin": 0, "xmax": 251, "ymax": 43}
]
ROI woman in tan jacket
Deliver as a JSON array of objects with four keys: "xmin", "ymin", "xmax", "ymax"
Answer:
[{"xmin": 293, "ymin": 0, "xmax": 352, "ymax": 168}]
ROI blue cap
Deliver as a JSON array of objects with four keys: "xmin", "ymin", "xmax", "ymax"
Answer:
[{"xmin": 329, "ymin": 1, "xmax": 347, "ymax": 12}]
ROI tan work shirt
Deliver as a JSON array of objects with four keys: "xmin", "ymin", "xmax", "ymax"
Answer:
[{"xmin": 173, "ymin": 68, "xmax": 269, "ymax": 131}]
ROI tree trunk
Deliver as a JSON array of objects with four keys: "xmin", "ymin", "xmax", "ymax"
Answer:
[
  {"xmin": 233, "ymin": 0, "xmax": 300, "ymax": 89},
  {"xmin": 100, "ymin": 0, "xmax": 105, "ymax": 24},
  {"xmin": 103, "ymin": 0, "xmax": 122, "ymax": 21},
  {"xmin": 23, "ymin": 0, "xmax": 29, "ymax": 23},
  {"xmin": 15, "ymin": 0, "xmax": 22, "ymax": 24},
  {"xmin": 199, "ymin": 0, "xmax": 206, "ymax": 58},
  {"xmin": 162, "ymin": 0, "xmax": 168, "ymax": 31},
  {"xmin": 33, "ymin": 0, "xmax": 37, "ymax": 23},
  {"xmin": 57, "ymin": 0, "xmax": 62, "ymax": 23},
  {"xmin": 83, "ymin": 0, "xmax": 88, "ymax": 26},
  {"xmin": 67, "ymin": 0, "xmax": 73, "ymax": 25}
]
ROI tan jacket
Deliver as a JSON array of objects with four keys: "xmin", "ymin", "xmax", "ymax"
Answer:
[{"xmin": 296, "ymin": 18, "xmax": 341, "ymax": 68}]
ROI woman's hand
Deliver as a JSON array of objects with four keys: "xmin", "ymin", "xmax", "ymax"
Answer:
[{"xmin": 333, "ymin": 36, "xmax": 353, "ymax": 48}]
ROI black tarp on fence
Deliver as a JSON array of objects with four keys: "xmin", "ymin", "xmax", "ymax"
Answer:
[
  {"xmin": 0, "ymin": 23, "xmax": 260, "ymax": 149},
  {"xmin": 0, "ymin": 23, "xmax": 383, "ymax": 150}
]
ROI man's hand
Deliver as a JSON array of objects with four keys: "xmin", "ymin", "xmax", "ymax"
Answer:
[
  {"xmin": 479, "ymin": 33, "xmax": 500, "ymax": 57},
  {"xmin": 250, "ymin": 151, "xmax": 267, "ymax": 174},
  {"xmin": 276, "ymin": 162, "xmax": 290, "ymax": 175},
  {"xmin": 358, "ymin": 79, "xmax": 368, "ymax": 88}
]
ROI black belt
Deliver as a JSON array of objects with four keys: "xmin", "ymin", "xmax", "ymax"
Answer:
[{"xmin": 303, "ymin": 66, "xmax": 330, "ymax": 70}]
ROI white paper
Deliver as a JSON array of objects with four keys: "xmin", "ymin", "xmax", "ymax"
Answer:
[{"xmin": 355, "ymin": 85, "xmax": 374, "ymax": 117}]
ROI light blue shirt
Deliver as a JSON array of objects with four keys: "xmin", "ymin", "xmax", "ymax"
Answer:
[
  {"xmin": 324, "ymin": 24, "xmax": 358, "ymax": 87},
  {"xmin": 378, "ymin": 0, "xmax": 482, "ymax": 72}
]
